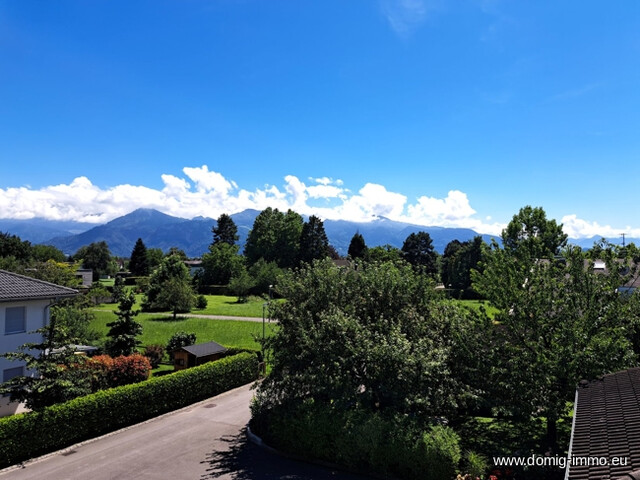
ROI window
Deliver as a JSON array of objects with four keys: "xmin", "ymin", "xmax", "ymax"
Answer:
[{"xmin": 5, "ymin": 307, "xmax": 26, "ymax": 334}]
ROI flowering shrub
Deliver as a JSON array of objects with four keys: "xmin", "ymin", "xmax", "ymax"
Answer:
[
  {"xmin": 82, "ymin": 354, "xmax": 151, "ymax": 389},
  {"xmin": 109, "ymin": 354, "xmax": 151, "ymax": 387}
]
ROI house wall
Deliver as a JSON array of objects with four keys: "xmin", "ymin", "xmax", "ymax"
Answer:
[{"xmin": 0, "ymin": 299, "xmax": 50, "ymax": 417}]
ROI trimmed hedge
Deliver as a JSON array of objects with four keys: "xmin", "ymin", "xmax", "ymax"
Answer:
[
  {"xmin": 251, "ymin": 401, "xmax": 463, "ymax": 480},
  {"xmin": 0, "ymin": 352, "xmax": 258, "ymax": 468}
]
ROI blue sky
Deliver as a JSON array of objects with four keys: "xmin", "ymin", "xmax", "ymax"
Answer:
[{"xmin": 1, "ymin": 1, "xmax": 639, "ymax": 238}]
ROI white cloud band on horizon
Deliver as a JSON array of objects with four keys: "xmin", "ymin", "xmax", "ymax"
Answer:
[{"xmin": 0, "ymin": 165, "xmax": 633, "ymax": 239}]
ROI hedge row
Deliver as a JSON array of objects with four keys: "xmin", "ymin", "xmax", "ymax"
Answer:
[
  {"xmin": 251, "ymin": 401, "xmax": 464, "ymax": 480},
  {"xmin": 0, "ymin": 352, "xmax": 259, "ymax": 469}
]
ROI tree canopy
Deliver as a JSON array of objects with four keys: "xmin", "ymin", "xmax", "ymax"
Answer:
[
  {"xmin": 347, "ymin": 232, "xmax": 367, "ymax": 260},
  {"xmin": 129, "ymin": 238, "xmax": 150, "ymax": 276},
  {"xmin": 256, "ymin": 259, "xmax": 479, "ymax": 417},
  {"xmin": 142, "ymin": 254, "xmax": 195, "ymax": 313},
  {"xmin": 401, "ymin": 231, "xmax": 438, "ymax": 274},
  {"xmin": 473, "ymin": 241, "xmax": 640, "ymax": 449},
  {"xmin": 501, "ymin": 205, "xmax": 568, "ymax": 260},
  {"xmin": 73, "ymin": 241, "xmax": 116, "ymax": 281},
  {"xmin": 106, "ymin": 291, "xmax": 143, "ymax": 356},
  {"xmin": 244, "ymin": 208, "xmax": 304, "ymax": 269},
  {"xmin": 212, "ymin": 213, "xmax": 239, "ymax": 246},
  {"xmin": 298, "ymin": 215, "xmax": 329, "ymax": 265}
]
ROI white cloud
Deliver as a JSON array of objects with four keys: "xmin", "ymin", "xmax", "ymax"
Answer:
[
  {"xmin": 561, "ymin": 215, "xmax": 640, "ymax": 240},
  {"xmin": 2, "ymin": 165, "xmax": 634, "ymax": 239},
  {"xmin": 380, "ymin": 0, "xmax": 432, "ymax": 37}
]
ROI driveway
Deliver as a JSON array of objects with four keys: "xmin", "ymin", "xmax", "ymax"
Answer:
[{"xmin": 0, "ymin": 383, "xmax": 372, "ymax": 480}]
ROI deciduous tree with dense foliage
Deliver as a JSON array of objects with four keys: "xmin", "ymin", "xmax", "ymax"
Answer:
[
  {"xmin": 73, "ymin": 241, "xmax": 116, "ymax": 281},
  {"xmin": 244, "ymin": 208, "xmax": 303, "ymax": 269},
  {"xmin": 501, "ymin": 205, "xmax": 568, "ymax": 260},
  {"xmin": 473, "ymin": 235, "xmax": 640, "ymax": 449},
  {"xmin": 142, "ymin": 254, "xmax": 195, "ymax": 312},
  {"xmin": 255, "ymin": 258, "xmax": 479, "ymax": 416}
]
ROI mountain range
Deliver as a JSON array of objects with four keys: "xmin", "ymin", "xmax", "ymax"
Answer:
[{"xmin": 0, "ymin": 208, "xmax": 630, "ymax": 258}]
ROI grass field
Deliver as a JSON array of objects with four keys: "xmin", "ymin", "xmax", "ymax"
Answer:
[
  {"xmin": 98, "ymin": 294, "xmax": 274, "ymax": 318},
  {"xmin": 458, "ymin": 299, "xmax": 500, "ymax": 319},
  {"xmin": 90, "ymin": 310, "xmax": 275, "ymax": 350}
]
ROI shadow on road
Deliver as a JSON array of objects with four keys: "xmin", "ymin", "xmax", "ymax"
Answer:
[{"xmin": 200, "ymin": 429, "xmax": 373, "ymax": 480}]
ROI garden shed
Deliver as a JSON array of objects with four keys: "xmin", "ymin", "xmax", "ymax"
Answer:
[{"xmin": 173, "ymin": 341, "xmax": 227, "ymax": 371}]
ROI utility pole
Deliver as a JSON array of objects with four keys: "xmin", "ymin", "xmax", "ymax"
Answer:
[{"xmin": 621, "ymin": 233, "xmax": 627, "ymax": 247}]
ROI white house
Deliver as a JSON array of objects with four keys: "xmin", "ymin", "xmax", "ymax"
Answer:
[{"xmin": 0, "ymin": 269, "xmax": 77, "ymax": 416}]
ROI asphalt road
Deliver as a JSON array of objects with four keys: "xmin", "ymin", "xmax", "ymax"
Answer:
[{"xmin": 0, "ymin": 383, "xmax": 372, "ymax": 480}]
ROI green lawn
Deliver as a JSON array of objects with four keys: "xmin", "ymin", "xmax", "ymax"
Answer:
[
  {"xmin": 90, "ymin": 310, "xmax": 275, "ymax": 350},
  {"xmin": 458, "ymin": 299, "xmax": 500, "ymax": 319},
  {"xmin": 98, "ymin": 294, "xmax": 276, "ymax": 318}
]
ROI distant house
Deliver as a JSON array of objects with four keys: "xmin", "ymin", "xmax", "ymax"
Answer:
[
  {"xmin": 566, "ymin": 368, "xmax": 640, "ymax": 479},
  {"xmin": 173, "ymin": 341, "xmax": 227, "ymax": 371},
  {"xmin": 75, "ymin": 268, "xmax": 93, "ymax": 288},
  {"xmin": 184, "ymin": 260, "xmax": 203, "ymax": 277},
  {"xmin": 0, "ymin": 270, "xmax": 78, "ymax": 416}
]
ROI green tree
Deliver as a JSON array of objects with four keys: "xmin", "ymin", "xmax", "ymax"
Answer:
[
  {"xmin": 146, "ymin": 248, "xmax": 164, "ymax": 271},
  {"xmin": 229, "ymin": 265, "xmax": 255, "ymax": 303},
  {"xmin": 248, "ymin": 258, "xmax": 282, "ymax": 296},
  {"xmin": 212, "ymin": 213, "xmax": 239, "ymax": 246},
  {"xmin": 73, "ymin": 241, "xmax": 114, "ymax": 281},
  {"xmin": 156, "ymin": 277, "xmax": 196, "ymax": 319},
  {"xmin": 367, "ymin": 244, "xmax": 403, "ymax": 264},
  {"xmin": 30, "ymin": 260, "xmax": 80, "ymax": 287},
  {"xmin": 166, "ymin": 331, "xmax": 197, "ymax": 361},
  {"xmin": 441, "ymin": 236, "xmax": 486, "ymax": 293},
  {"xmin": 256, "ymin": 259, "xmax": 478, "ymax": 417},
  {"xmin": 0, "ymin": 310, "xmax": 92, "ymax": 410},
  {"xmin": 401, "ymin": 232, "xmax": 438, "ymax": 274},
  {"xmin": 473, "ymin": 243, "xmax": 640, "ymax": 449},
  {"xmin": 167, "ymin": 247, "xmax": 187, "ymax": 259},
  {"xmin": 244, "ymin": 208, "xmax": 303, "ymax": 268},
  {"xmin": 112, "ymin": 275, "xmax": 125, "ymax": 302},
  {"xmin": 142, "ymin": 254, "xmax": 195, "ymax": 312},
  {"xmin": 0, "ymin": 232, "xmax": 31, "ymax": 262},
  {"xmin": 105, "ymin": 291, "xmax": 143, "ymax": 356},
  {"xmin": 502, "ymin": 205, "xmax": 568, "ymax": 260},
  {"xmin": 129, "ymin": 238, "xmax": 150, "ymax": 276},
  {"xmin": 347, "ymin": 232, "xmax": 367, "ymax": 260},
  {"xmin": 201, "ymin": 242, "xmax": 243, "ymax": 286},
  {"xmin": 298, "ymin": 215, "xmax": 329, "ymax": 265},
  {"xmin": 31, "ymin": 244, "xmax": 66, "ymax": 263}
]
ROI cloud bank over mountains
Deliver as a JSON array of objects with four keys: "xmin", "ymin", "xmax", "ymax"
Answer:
[{"xmin": 0, "ymin": 165, "xmax": 635, "ymax": 239}]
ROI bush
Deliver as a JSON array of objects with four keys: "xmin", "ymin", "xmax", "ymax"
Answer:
[
  {"xmin": 166, "ymin": 331, "xmax": 197, "ymax": 361},
  {"xmin": 195, "ymin": 295, "xmax": 208, "ymax": 309},
  {"xmin": 83, "ymin": 354, "xmax": 151, "ymax": 389},
  {"xmin": 143, "ymin": 344, "xmax": 165, "ymax": 368},
  {"xmin": 251, "ymin": 402, "xmax": 462, "ymax": 480},
  {"xmin": 109, "ymin": 354, "xmax": 151, "ymax": 387},
  {"xmin": 0, "ymin": 353, "xmax": 259, "ymax": 468}
]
